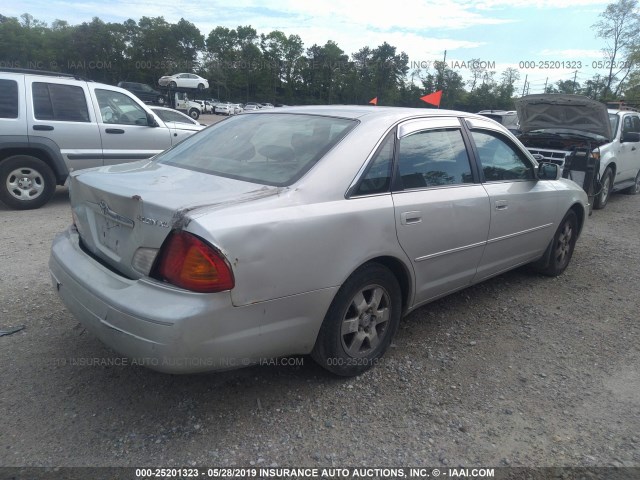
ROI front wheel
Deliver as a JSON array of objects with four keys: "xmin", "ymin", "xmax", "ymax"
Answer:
[
  {"xmin": 593, "ymin": 167, "xmax": 613, "ymax": 209},
  {"xmin": 312, "ymin": 263, "xmax": 402, "ymax": 376},
  {"xmin": 188, "ymin": 109, "xmax": 200, "ymax": 120},
  {"xmin": 531, "ymin": 210, "xmax": 578, "ymax": 277},
  {"xmin": 0, "ymin": 155, "xmax": 57, "ymax": 210}
]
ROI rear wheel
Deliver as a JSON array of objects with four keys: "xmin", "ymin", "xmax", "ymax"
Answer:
[
  {"xmin": 0, "ymin": 155, "xmax": 56, "ymax": 210},
  {"xmin": 157, "ymin": 95, "xmax": 165, "ymax": 105},
  {"xmin": 169, "ymin": 81, "xmax": 177, "ymax": 89},
  {"xmin": 197, "ymin": 83, "xmax": 205, "ymax": 91},
  {"xmin": 188, "ymin": 109, "xmax": 200, "ymax": 120},
  {"xmin": 531, "ymin": 210, "xmax": 578, "ymax": 277},
  {"xmin": 623, "ymin": 170, "xmax": 640, "ymax": 195},
  {"xmin": 312, "ymin": 263, "xmax": 402, "ymax": 376},
  {"xmin": 593, "ymin": 167, "xmax": 613, "ymax": 209}
]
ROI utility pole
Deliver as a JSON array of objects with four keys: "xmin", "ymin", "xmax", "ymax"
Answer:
[
  {"xmin": 544, "ymin": 77, "xmax": 548, "ymax": 93},
  {"xmin": 572, "ymin": 70, "xmax": 578, "ymax": 94},
  {"xmin": 521, "ymin": 74, "xmax": 528, "ymax": 97},
  {"xmin": 438, "ymin": 50, "xmax": 447, "ymax": 90},
  {"xmin": 439, "ymin": 50, "xmax": 447, "ymax": 108}
]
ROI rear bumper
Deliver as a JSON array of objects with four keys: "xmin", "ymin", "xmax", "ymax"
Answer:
[{"xmin": 49, "ymin": 226, "xmax": 337, "ymax": 373}]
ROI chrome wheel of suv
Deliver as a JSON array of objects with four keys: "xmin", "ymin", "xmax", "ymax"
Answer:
[{"xmin": 0, "ymin": 155, "xmax": 56, "ymax": 210}]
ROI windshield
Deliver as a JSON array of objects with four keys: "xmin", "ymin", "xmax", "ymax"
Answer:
[{"xmin": 157, "ymin": 113, "xmax": 357, "ymax": 186}]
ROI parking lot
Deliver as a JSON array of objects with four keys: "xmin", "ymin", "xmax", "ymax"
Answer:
[{"xmin": 0, "ymin": 188, "xmax": 639, "ymax": 468}]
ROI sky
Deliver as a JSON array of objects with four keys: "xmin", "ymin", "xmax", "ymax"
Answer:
[{"xmin": 3, "ymin": 0, "xmax": 619, "ymax": 94}]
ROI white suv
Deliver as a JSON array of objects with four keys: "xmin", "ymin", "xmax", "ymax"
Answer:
[
  {"xmin": 516, "ymin": 94, "xmax": 640, "ymax": 209},
  {"xmin": 0, "ymin": 69, "xmax": 200, "ymax": 209}
]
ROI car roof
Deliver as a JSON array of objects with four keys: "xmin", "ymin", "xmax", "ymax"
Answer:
[
  {"xmin": 247, "ymin": 105, "xmax": 485, "ymax": 122},
  {"xmin": 608, "ymin": 108, "xmax": 638, "ymax": 114}
]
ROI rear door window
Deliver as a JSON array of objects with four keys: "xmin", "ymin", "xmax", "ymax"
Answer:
[
  {"xmin": 398, "ymin": 128, "xmax": 474, "ymax": 189},
  {"xmin": 0, "ymin": 79, "xmax": 19, "ymax": 119},
  {"xmin": 353, "ymin": 133, "xmax": 395, "ymax": 195},
  {"xmin": 32, "ymin": 82, "xmax": 90, "ymax": 122}
]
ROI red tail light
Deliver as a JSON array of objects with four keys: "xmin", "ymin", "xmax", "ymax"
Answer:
[{"xmin": 150, "ymin": 231, "xmax": 234, "ymax": 293}]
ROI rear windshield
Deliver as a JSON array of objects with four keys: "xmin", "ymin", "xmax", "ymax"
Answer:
[{"xmin": 157, "ymin": 113, "xmax": 357, "ymax": 186}]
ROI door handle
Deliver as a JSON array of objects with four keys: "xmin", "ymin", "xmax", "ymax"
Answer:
[
  {"xmin": 495, "ymin": 200, "xmax": 508, "ymax": 210},
  {"xmin": 105, "ymin": 128, "xmax": 125, "ymax": 134},
  {"xmin": 33, "ymin": 125, "xmax": 54, "ymax": 131},
  {"xmin": 401, "ymin": 211, "xmax": 422, "ymax": 225}
]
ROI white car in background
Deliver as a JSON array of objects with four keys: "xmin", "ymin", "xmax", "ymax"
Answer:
[
  {"xmin": 149, "ymin": 107, "xmax": 205, "ymax": 143},
  {"xmin": 158, "ymin": 73, "xmax": 209, "ymax": 90},
  {"xmin": 215, "ymin": 102, "xmax": 235, "ymax": 115},
  {"xmin": 195, "ymin": 100, "xmax": 214, "ymax": 113}
]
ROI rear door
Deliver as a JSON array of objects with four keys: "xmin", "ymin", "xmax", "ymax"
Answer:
[
  {"xmin": 391, "ymin": 117, "xmax": 490, "ymax": 305},
  {"xmin": 0, "ymin": 75, "xmax": 24, "ymax": 137},
  {"xmin": 89, "ymin": 86, "xmax": 171, "ymax": 166},
  {"xmin": 25, "ymin": 76, "xmax": 103, "ymax": 171},
  {"xmin": 466, "ymin": 119, "xmax": 559, "ymax": 281}
]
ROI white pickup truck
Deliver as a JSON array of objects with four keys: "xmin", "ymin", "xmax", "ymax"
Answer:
[
  {"xmin": 173, "ymin": 92, "xmax": 202, "ymax": 120},
  {"xmin": 516, "ymin": 94, "xmax": 640, "ymax": 209}
]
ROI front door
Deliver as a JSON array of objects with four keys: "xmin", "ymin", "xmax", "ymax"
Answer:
[
  {"xmin": 90, "ymin": 87, "xmax": 172, "ymax": 166},
  {"xmin": 468, "ymin": 127, "xmax": 559, "ymax": 281}
]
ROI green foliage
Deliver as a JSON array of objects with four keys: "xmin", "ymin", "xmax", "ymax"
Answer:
[{"xmin": 0, "ymin": 7, "xmax": 634, "ymax": 109}]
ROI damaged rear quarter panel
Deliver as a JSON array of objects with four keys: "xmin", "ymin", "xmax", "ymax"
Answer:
[{"xmin": 186, "ymin": 191, "xmax": 403, "ymax": 307}]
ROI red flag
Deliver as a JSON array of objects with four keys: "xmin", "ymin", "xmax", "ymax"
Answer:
[
  {"xmin": 420, "ymin": 90, "xmax": 442, "ymax": 107},
  {"xmin": 369, "ymin": 97, "xmax": 378, "ymax": 105}
]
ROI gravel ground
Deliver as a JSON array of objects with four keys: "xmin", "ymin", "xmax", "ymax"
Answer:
[{"xmin": 0, "ymin": 187, "xmax": 639, "ymax": 471}]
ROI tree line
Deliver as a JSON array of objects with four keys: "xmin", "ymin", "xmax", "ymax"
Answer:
[{"xmin": 1, "ymin": 0, "xmax": 638, "ymax": 109}]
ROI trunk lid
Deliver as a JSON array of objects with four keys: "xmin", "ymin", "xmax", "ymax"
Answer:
[
  {"xmin": 70, "ymin": 160, "xmax": 277, "ymax": 279},
  {"xmin": 515, "ymin": 94, "xmax": 612, "ymax": 141}
]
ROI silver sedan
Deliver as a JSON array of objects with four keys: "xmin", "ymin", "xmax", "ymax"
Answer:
[{"xmin": 49, "ymin": 106, "xmax": 588, "ymax": 376}]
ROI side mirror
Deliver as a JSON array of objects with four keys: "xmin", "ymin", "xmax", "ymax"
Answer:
[
  {"xmin": 621, "ymin": 131, "xmax": 640, "ymax": 143},
  {"xmin": 146, "ymin": 113, "xmax": 158, "ymax": 127},
  {"xmin": 537, "ymin": 162, "xmax": 561, "ymax": 180}
]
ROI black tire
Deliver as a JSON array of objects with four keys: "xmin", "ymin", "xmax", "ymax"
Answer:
[
  {"xmin": 157, "ymin": 95, "xmax": 165, "ymax": 105},
  {"xmin": 0, "ymin": 155, "xmax": 56, "ymax": 210},
  {"xmin": 169, "ymin": 81, "xmax": 177, "ymax": 89},
  {"xmin": 593, "ymin": 167, "xmax": 613, "ymax": 209},
  {"xmin": 197, "ymin": 83, "xmax": 205, "ymax": 91},
  {"xmin": 531, "ymin": 210, "xmax": 578, "ymax": 277},
  {"xmin": 188, "ymin": 109, "xmax": 200, "ymax": 120},
  {"xmin": 623, "ymin": 170, "xmax": 640, "ymax": 195},
  {"xmin": 312, "ymin": 263, "xmax": 402, "ymax": 376}
]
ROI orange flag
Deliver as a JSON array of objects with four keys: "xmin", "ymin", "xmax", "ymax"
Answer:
[
  {"xmin": 369, "ymin": 97, "xmax": 378, "ymax": 105},
  {"xmin": 420, "ymin": 90, "xmax": 442, "ymax": 107}
]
